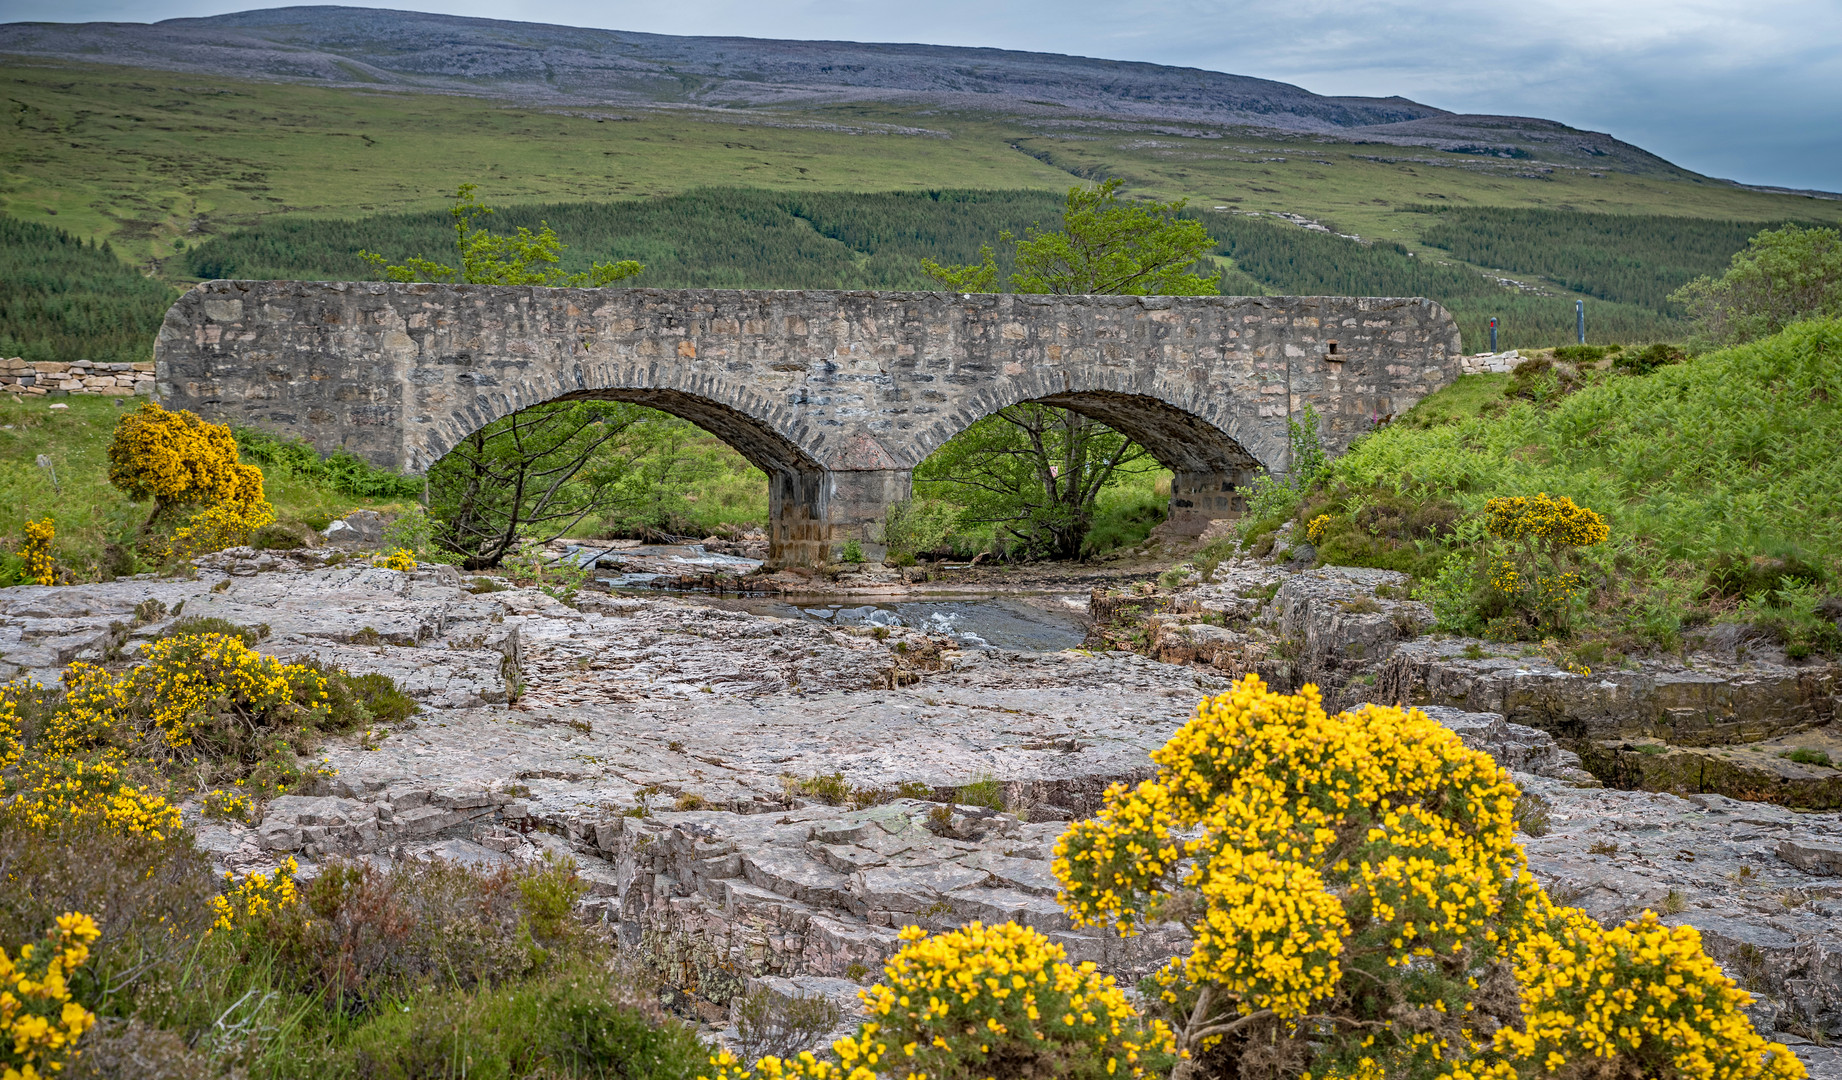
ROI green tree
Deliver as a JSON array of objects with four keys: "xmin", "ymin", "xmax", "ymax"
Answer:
[
  {"xmin": 914, "ymin": 404, "xmax": 1156, "ymax": 560},
  {"xmin": 1670, "ymin": 223, "xmax": 1842, "ymax": 346},
  {"xmin": 362, "ymin": 185, "xmax": 657, "ymax": 567},
  {"xmin": 922, "ymin": 178, "xmax": 1217, "ymax": 296},
  {"xmin": 360, "ymin": 183, "xmax": 643, "ymax": 287},
  {"xmin": 917, "ymin": 179, "xmax": 1217, "ymax": 559},
  {"xmin": 429, "ymin": 402, "xmax": 694, "ymax": 569}
]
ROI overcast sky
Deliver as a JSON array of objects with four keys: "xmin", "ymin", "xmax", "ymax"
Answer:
[{"xmin": 7, "ymin": 0, "xmax": 1838, "ymax": 192}]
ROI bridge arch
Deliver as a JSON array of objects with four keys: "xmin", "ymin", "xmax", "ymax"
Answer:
[
  {"xmin": 155, "ymin": 281, "xmax": 1464, "ymax": 565},
  {"xmin": 421, "ymin": 383, "xmax": 830, "ymax": 562}
]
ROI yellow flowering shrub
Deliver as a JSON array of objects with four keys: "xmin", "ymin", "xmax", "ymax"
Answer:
[
  {"xmin": 202, "ymin": 787, "xmax": 256, "ymax": 824},
  {"xmin": 0, "ymin": 690, "xmax": 20, "ymax": 773},
  {"xmin": 0, "ymin": 912, "xmax": 101, "ymax": 1080},
  {"xmin": 4, "ymin": 756, "xmax": 182, "ymax": 843},
  {"xmin": 1305, "ymin": 514, "xmax": 1333, "ymax": 545},
  {"xmin": 1052, "ymin": 676, "xmax": 1797, "ymax": 1080},
  {"xmin": 161, "ymin": 497, "xmax": 278, "ymax": 559},
  {"xmin": 1466, "ymin": 493, "xmax": 1609, "ymax": 638},
  {"xmin": 107, "ymin": 402, "xmax": 265, "ymax": 511},
  {"xmin": 375, "ymin": 548, "xmax": 418, "ymax": 572},
  {"xmin": 18, "ymin": 519, "xmax": 56, "ymax": 587},
  {"xmin": 1483, "ymin": 493, "xmax": 1609, "ymax": 547},
  {"xmin": 1501, "ymin": 905, "xmax": 1802, "ymax": 1080},
  {"xmin": 48, "ymin": 633, "xmax": 326, "ymax": 763},
  {"xmin": 207, "ymin": 857, "xmax": 301, "ymax": 935},
  {"xmin": 702, "ymin": 921, "xmax": 1171, "ymax": 1080}
]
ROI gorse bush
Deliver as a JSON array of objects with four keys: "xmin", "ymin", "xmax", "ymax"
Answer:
[
  {"xmin": 107, "ymin": 402, "xmax": 265, "ymax": 516},
  {"xmin": 702, "ymin": 921, "xmax": 1171, "ymax": 1080},
  {"xmin": 53, "ymin": 632, "xmax": 328, "ymax": 764},
  {"xmin": 1050, "ymin": 676, "xmax": 1799, "ymax": 1080},
  {"xmin": 14, "ymin": 518, "xmax": 57, "ymax": 586},
  {"xmin": 1, "ymin": 911, "xmax": 102, "ymax": 1079}
]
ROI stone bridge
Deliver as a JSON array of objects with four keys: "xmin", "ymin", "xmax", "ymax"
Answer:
[{"xmin": 156, "ymin": 281, "xmax": 1463, "ymax": 565}]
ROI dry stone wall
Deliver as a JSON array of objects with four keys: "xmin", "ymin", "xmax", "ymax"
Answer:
[{"xmin": 1, "ymin": 357, "xmax": 156, "ymax": 396}]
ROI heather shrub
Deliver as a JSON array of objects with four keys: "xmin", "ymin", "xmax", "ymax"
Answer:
[
  {"xmin": 1050, "ymin": 676, "xmax": 1801, "ymax": 1080},
  {"xmin": 338, "ymin": 955, "xmax": 704, "ymax": 1080},
  {"xmin": 0, "ymin": 812, "xmax": 215, "ymax": 1011},
  {"xmin": 239, "ymin": 854, "xmax": 588, "ymax": 1012}
]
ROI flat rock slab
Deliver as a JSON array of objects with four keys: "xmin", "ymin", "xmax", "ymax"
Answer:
[{"xmin": 9, "ymin": 563, "xmax": 1842, "ymax": 1065}]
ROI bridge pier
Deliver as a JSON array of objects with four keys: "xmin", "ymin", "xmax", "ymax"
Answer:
[
  {"xmin": 1166, "ymin": 469, "xmax": 1257, "ymax": 537},
  {"xmin": 769, "ymin": 468, "xmax": 911, "ymax": 567}
]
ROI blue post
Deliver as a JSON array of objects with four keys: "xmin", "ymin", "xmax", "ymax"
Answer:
[
  {"xmin": 1489, "ymin": 317, "xmax": 1498, "ymax": 352},
  {"xmin": 1577, "ymin": 300, "xmax": 1585, "ymax": 344}
]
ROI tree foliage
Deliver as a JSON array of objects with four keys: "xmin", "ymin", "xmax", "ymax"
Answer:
[
  {"xmin": 1413, "ymin": 206, "xmax": 1772, "ymax": 311},
  {"xmin": 0, "ymin": 215, "xmax": 174, "ymax": 365},
  {"xmin": 915, "ymin": 403, "xmax": 1156, "ymax": 560},
  {"xmin": 1669, "ymin": 223, "xmax": 1842, "ymax": 346},
  {"xmin": 428, "ymin": 400, "xmax": 704, "ymax": 569},
  {"xmin": 922, "ymin": 179, "xmax": 1217, "ymax": 296},
  {"xmin": 359, "ymin": 184, "xmax": 643, "ymax": 287}
]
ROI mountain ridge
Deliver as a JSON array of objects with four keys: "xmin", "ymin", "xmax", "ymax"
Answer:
[{"xmin": 0, "ymin": 5, "xmax": 1686, "ymax": 177}]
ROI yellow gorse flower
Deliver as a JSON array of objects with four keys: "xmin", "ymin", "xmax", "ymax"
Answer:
[
  {"xmin": 18, "ymin": 519, "xmax": 56, "ymax": 587},
  {"xmin": 46, "ymin": 632, "xmax": 326, "ymax": 757},
  {"xmin": 1051, "ymin": 676, "xmax": 1800, "ymax": 1080},
  {"xmin": 106, "ymin": 401, "xmax": 263, "ymax": 510},
  {"xmin": 208, "ymin": 858, "xmax": 301, "ymax": 934},
  {"xmin": 700, "ymin": 921, "xmax": 1171, "ymax": 1080},
  {"xmin": 162, "ymin": 498, "xmax": 276, "ymax": 559},
  {"xmin": 375, "ymin": 548, "xmax": 418, "ymax": 572},
  {"xmin": 1483, "ymin": 493, "xmax": 1608, "ymax": 547},
  {"xmin": 5, "ymin": 755, "xmax": 182, "ymax": 842},
  {"xmin": 0, "ymin": 912, "xmax": 100, "ymax": 1080}
]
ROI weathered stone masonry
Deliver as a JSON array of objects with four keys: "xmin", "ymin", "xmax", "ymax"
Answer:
[{"xmin": 156, "ymin": 281, "xmax": 1464, "ymax": 565}]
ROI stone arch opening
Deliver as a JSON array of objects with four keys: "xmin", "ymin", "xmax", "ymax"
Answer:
[
  {"xmin": 912, "ymin": 389, "xmax": 1267, "ymax": 543},
  {"xmin": 1030, "ymin": 391, "xmax": 1264, "ymax": 533},
  {"xmin": 425, "ymin": 386, "xmax": 827, "ymax": 566}
]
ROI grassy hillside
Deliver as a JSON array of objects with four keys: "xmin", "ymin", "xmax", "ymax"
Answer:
[
  {"xmin": 3, "ymin": 56, "xmax": 1838, "ymax": 271},
  {"xmin": 1292, "ymin": 319, "xmax": 1842, "ymax": 653}
]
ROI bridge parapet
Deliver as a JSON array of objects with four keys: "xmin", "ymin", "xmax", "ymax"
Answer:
[{"xmin": 156, "ymin": 282, "xmax": 1462, "ymax": 565}]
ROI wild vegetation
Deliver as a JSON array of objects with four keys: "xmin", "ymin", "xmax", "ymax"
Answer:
[
  {"xmin": 1243, "ymin": 314, "xmax": 1841, "ymax": 658},
  {"xmin": 0, "ymin": 215, "xmax": 175, "ymax": 365},
  {"xmin": 1053, "ymin": 676, "xmax": 1802, "ymax": 1080}
]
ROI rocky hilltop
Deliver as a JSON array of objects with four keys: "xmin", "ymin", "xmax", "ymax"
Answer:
[
  {"xmin": 4, "ymin": 539, "xmax": 1842, "ymax": 1072},
  {"xmin": 0, "ymin": 5, "xmax": 1686, "ymax": 176}
]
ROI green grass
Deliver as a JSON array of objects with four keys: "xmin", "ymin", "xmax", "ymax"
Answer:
[
  {"xmin": 4, "ymin": 56, "xmax": 1839, "ymax": 272},
  {"xmin": 1318, "ymin": 317, "xmax": 1842, "ymax": 648},
  {"xmin": 0, "ymin": 395, "xmax": 418, "ymax": 579},
  {"xmin": 1338, "ymin": 319, "xmax": 1842, "ymax": 564}
]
